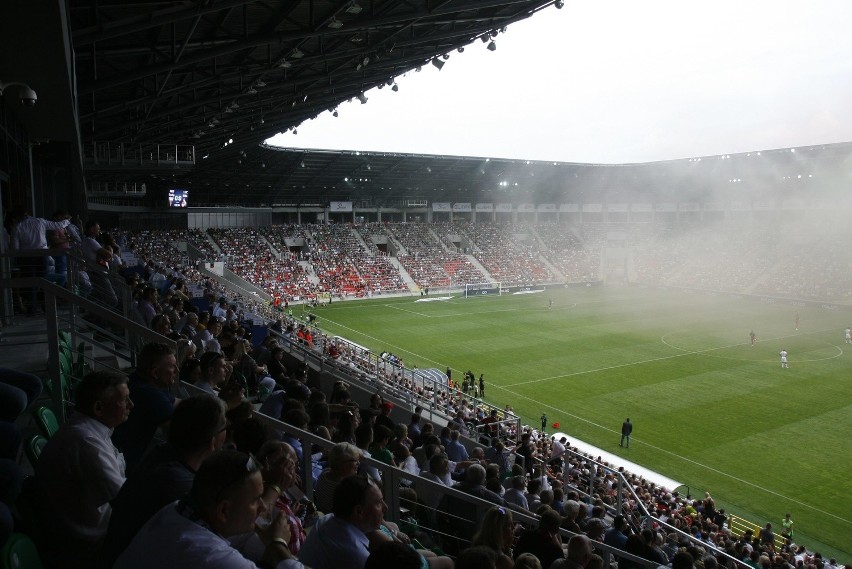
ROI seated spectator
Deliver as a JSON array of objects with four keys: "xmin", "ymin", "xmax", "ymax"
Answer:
[
  {"xmin": 445, "ymin": 428, "xmax": 469, "ymax": 462},
  {"xmin": 456, "ymin": 546, "xmax": 498, "ymax": 569},
  {"xmin": 258, "ymin": 440, "xmax": 313, "ymax": 556},
  {"xmin": 471, "ymin": 506, "xmax": 515, "ymax": 569},
  {"xmin": 198, "ymin": 351, "xmax": 229, "ymax": 394},
  {"xmin": 314, "ymin": 442, "xmax": 362, "ymax": 513},
  {"xmin": 503, "ymin": 475, "xmax": 530, "ymax": 512},
  {"xmin": 551, "ymin": 534, "xmax": 594, "ymax": 569},
  {"xmin": 515, "ymin": 552, "xmax": 542, "ymax": 569},
  {"xmin": 438, "ymin": 464, "xmax": 504, "ymax": 551},
  {"xmin": 298, "ymin": 475, "xmax": 384, "ymax": 569},
  {"xmin": 35, "ymin": 370, "xmax": 133, "ymax": 566},
  {"xmin": 514, "ymin": 507, "xmax": 564, "ymax": 569},
  {"xmin": 113, "ymin": 342, "xmax": 179, "ymax": 472},
  {"xmin": 101, "ymin": 394, "xmax": 227, "ymax": 567},
  {"xmin": 266, "ymin": 347, "xmax": 288, "ymax": 385},
  {"xmin": 604, "ymin": 514, "xmax": 629, "ymax": 551},
  {"xmin": 416, "ymin": 453, "xmax": 453, "ymax": 511},
  {"xmin": 114, "ymin": 450, "xmax": 302, "ymax": 568}
]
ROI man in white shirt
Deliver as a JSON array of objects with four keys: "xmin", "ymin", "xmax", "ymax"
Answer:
[
  {"xmin": 550, "ymin": 436, "xmax": 567, "ymax": 464},
  {"xmin": 35, "ymin": 370, "xmax": 133, "ymax": 566},
  {"xmin": 11, "ymin": 211, "xmax": 71, "ymax": 313},
  {"xmin": 780, "ymin": 349, "xmax": 789, "ymax": 368},
  {"xmin": 115, "ymin": 450, "xmax": 302, "ymax": 569}
]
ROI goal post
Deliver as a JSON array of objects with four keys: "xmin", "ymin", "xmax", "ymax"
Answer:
[{"xmin": 463, "ymin": 282, "xmax": 502, "ymax": 298}]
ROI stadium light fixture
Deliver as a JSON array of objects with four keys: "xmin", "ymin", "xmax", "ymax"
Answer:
[
  {"xmin": 392, "ymin": 83, "xmax": 399, "ymax": 92},
  {"xmin": 357, "ymin": 92, "xmax": 368, "ymax": 104},
  {"xmin": 555, "ymin": 0, "xmax": 565, "ymax": 8},
  {"xmin": 345, "ymin": 2, "xmax": 362, "ymax": 14},
  {"xmin": 332, "ymin": 109, "xmax": 339, "ymax": 117},
  {"xmin": 487, "ymin": 41, "xmax": 497, "ymax": 51},
  {"xmin": 432, "ymin": 58, "xmax": 445, "ymax": 70},
  {"xmin": 328, "ymin": 18, "xmax": 343, "ymax": 29}
]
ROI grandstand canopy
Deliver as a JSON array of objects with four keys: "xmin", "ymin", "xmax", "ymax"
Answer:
[
  {"xmin": 3, "ymin": 0, "xmax": 852, "ymax": 211},
  {"xmin": 1, "ymin": 0, "xmax": 558, "ymax": 205}
]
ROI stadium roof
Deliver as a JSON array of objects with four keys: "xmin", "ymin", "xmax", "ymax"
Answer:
[
  {"xmin": 3, "ymin": 1, "xmax": 851, "ymax": 209},
  {"xmin": 1, "ymin": 0, "xmax": 560, "ymax": 204}
]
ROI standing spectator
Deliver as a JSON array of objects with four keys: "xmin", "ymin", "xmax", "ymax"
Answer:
[
  {"xmin": 81, "ymin": 220, "xmax": 118, "ymax": 307},
  {"xmin": 759, "ymin": 523, "xmax": 776, "ymax": 553},
  {"xmin": 35, "ymin": 371, "xmax": 133, "ymax": 566},
  {"xmin": 620, "ymin": 418, "xmax": 632, "ymax": 448},
  {"xmin": 540, "ymin": 413, "xmax": 547, "ymax": 433},
  {"xmin": 11, "ymin": 210, "xmax": 71, "ymax": 313}
]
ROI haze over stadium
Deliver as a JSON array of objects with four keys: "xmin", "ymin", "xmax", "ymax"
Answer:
[
  {"xmin": 4, "ymin": 0, "xmax": 852, "ymax": 566},
  {"xmin": 269, "ymin": 0, "xmax": 852, "ymax": 164}
]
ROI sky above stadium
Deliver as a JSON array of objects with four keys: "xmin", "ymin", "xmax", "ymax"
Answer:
[{"xmin": 267, "ymin": 0, "xmax": 852, "ymax": 164}]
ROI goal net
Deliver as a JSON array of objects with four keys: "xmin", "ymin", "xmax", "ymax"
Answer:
[{"xmin": 463, "ymin": 282, "xmax": 502, "ymax": 298}]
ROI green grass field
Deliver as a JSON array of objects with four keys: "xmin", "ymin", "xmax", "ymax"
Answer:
[{"xmin": 308, "ymin": 286, "xmax": 852, "ymax": 559}]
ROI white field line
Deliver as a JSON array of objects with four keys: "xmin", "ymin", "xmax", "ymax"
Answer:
[{"xmin": 505, "ymin": 327, "xmax": 844, "ymax": 388}]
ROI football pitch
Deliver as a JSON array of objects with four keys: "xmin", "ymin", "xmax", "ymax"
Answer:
[{"xmin": 309, "ymin": 286, "xmax": 852, "ymax": 559}]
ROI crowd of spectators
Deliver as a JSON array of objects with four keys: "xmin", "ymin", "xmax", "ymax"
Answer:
[
  {"xmin": 305, "ymin": 223, "xmax": 405, "ymax": 297},
  {"xmin": 461, "ymin": 222, "xmax": 555, "ymax": 286},
  {"xmin": 389, "ymin": 222, "xmax": 487, "ymax": 289}
]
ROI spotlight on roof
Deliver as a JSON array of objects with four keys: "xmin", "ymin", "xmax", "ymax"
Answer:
[
  {"xmin": 458, "ymin": 47, "xmax": 465, "ymax": 53},
  {"xmin": 487, "ymin": 41, "xmax": 497, "ymax": 51},
  {"xmin": 555, "ymin": 0, "xmax": 565, "ymax": 8},
  {"xmin": 432, "ymin": 58, "xmax": 445, "ymax": 70},
  {"xmin": 291, "ymin": 48, "xmax": 304, "ymax": 58},
  {"xmin": 357, "ymin": 92, "xmax": 368, "ymax": 104},
  {"xmin": 391, "ymin": 83, "xmax": 399, "ymax": 92},
  {"xmin": 345, "ymin": 1, "xmax": 362, "ymax": 14},
  {"xmin": 328, "ymin": 18, "xmax": 343, "ymax": 29},
  {"xmin": 332, "ymin": 109, "xmax": 339, "ymax": 117}
]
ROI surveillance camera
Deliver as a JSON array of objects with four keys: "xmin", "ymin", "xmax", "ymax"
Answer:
[
  {"xmin": 19, "ymin": 86, "xmax": 37, "ymax": 107},
  {"xmin": 0, "ymin": 81, "xmax": 37, "ymax": 107}
]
